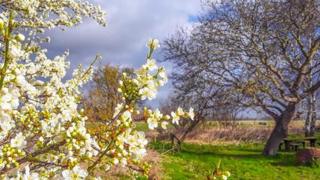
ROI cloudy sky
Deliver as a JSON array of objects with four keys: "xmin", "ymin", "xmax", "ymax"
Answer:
[{"xmin": 46, "ymin": 0, "xmax": 203, "ymax": 106}]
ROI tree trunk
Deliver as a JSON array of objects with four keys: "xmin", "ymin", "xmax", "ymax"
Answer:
[
  {"xmin": 170, "ymin": 115, "xmax": 203, "ymax": 152},
  {"xmin": 263, "ymin": 104, "xmax": 296, "ymax": 156},
  {"xmin": 170, "ymin": 133, "xmax": 182, "ymax": 152},
  {"xmin": 305, "ymin": 92, "xmax": 316, "ymax": 137},
  {"xmin": 305, "ymin": 96, "xmax": 312, "ymax": 137},
  {"xmin": 263, "ymin": 120, "xmax": 288, "ymax": 156},
  {"xmin": 305, "ymin": 60, "xmax": 317, "ymax": 137},
  {"xmin": 310, "ymin": 92, "xmax": 317, "ymax": 136}
]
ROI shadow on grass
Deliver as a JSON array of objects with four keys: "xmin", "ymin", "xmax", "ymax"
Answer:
[
  {"xmin": 178, "ymin": 148, "xmax": 300, "ymax": 168},
  {"xmin": 270, "ymin": 160, "xmax": 298, "ymax": 167},
  {"xmin": 152, "ymin": 141, "xmax": 300, "ymax": 168}
]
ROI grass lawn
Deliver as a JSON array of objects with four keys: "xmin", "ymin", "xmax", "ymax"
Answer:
[
  {"xmin": 150, "ymin": 142, "xmax": 320, "ymax": 180},
  {"xmin": 134, "ymin": 121, "xmax": 149, "ymax": 131}
]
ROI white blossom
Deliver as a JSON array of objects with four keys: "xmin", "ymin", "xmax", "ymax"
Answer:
[
  {"xmin": 147, "ymin": 38, "xmax": 160, "ymax": 50},
  {"xmin": 62, "ymin": 166, "xmax": 88, "ymax": 180},
  {"xmin": 189, "ymin": 108, "xmax": 195, "ymax": 120},
  {"xmin": 147, "ymin": 117, "xmax": 158, "ymax": 130},
  {"xmin": 10, "ymin": 133, "xmax": 27, "ymax": 149},
  {"xmin": 161, "ymin": 121, "xmax": 169, "ymax": 129},
  {"xmin": 171, "ymin": 112, "xmax": 180, "ymax": 125}
]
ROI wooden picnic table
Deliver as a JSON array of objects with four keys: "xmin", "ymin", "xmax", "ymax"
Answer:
[
  {"xmin": 283, "ymin": 138, "xmax": 305, "ymax": 151},
  {"xmin": 304, "ymin": 137, "xmax": 317, "ymax": 147}
]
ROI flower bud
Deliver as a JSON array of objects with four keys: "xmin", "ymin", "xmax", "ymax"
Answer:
[
  {"xmin": 164, "ymin": 115, "xmax": 170, "ymax": 120},
  {"xmin": 0, "ymin": 19, "xmax": 4, "ymax": 32},
  {"xmin": 16, "ymin": 34, "xmax": 25, "ymax": 41},
  {"xmin": 147, "ymin": 38, "xmax": 160, "ymax": 50}
]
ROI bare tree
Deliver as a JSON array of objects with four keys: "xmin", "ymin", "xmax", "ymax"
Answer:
[
  {"xmin": 159, "ymin": 95, "xmax": 207, "ymax": 151},
  {"xmin": 159, "ymin": 91, "xmax": 239, "ymax": 151},
  {"xmin": 163, "ymin": 0, "xmax": 320, "ymax": 155},
  {"xmin": 161, "ymin": 27, "xmax": 241, "ymax": 150}
]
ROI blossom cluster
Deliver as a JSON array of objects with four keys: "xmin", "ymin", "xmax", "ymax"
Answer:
[
  {"xmin": 0, "ymin": 0, "xmax": 105, "ymax": 178},
  {"xmin": 0, "ymin": 1, "xmax": 193, "ymax": 179},
  {"xmin": 87, "ymin": 39, "xmax": 194, "ymax": 176}
]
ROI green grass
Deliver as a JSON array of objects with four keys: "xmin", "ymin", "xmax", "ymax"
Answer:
[
  {"xmin": 134, "ymin": 121, "xmax": 149, "ymax": 131},
  {"xmin": 150, "ymin": 142, "xmax": 320, "ymax": 180},
  {"xmin": 134, "ymin": 121, "xmax": 174, "ymax": 132}
]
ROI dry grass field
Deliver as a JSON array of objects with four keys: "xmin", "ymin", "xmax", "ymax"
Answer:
[{"xmin": 142, "ymin": 120, "xmax": 320, "ymax": 145}]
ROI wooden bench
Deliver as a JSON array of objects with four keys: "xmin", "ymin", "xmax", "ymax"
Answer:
[
  {"xmin": 282, "ymin": 139, "xmax": 305, "ymax": 151},
  {"xmin": 305, "ymin": 137, "xmax": 317, "ymax": 147},
  {"xmin": 279, "ymin": 142, "xmax": 284, "ymax": 151},
  {"xmin": 289, "ymin": 143, "xmax": 301, "ymax": 151}
]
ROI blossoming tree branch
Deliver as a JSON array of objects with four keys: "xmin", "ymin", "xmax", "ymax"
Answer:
[{"xmin": 0, "ymin": 0, "xmax": 194, "ymax": 179}]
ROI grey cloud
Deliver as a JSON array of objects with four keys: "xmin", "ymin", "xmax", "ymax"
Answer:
[{"xmin": 46, "ymin": 0, "xmax": 202, "ymax": 106}]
